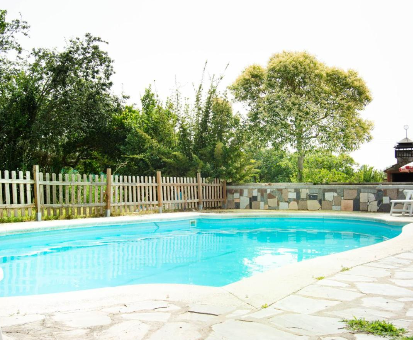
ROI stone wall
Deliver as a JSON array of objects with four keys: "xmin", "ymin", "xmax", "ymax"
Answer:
[{"xmin": 226, "ymin": 183, "xmax": 413, "ymax": 212}]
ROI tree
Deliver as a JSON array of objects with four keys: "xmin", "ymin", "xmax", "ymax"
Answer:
[
  {"xmin": 254, "ymin": 149, "xmax": 356, "ymax": 183},
  {"xmin": 0, "ymin": 9, "xmax": 29, "ymax": 61},
  {"xmin": 302, "ymin": 153, "xmax": 385, "ymax": 183},
  {"xmin": 0, "ymin": 10, "xmax": 30, "ymax": 103},
  {"xmin": 230, "ymin": 51, "xmax": 373, "ymax": 182},
  {"xmin": 189, "ymin": 75, "xmax": 256, "ymax": 182},
  {"xmin": 300, "ymin": 151, "xmax": 356, "ymax": 183},
  {"xmin": 120, "ymin": 88, "xmax": 183, "ymax": 175},
  {"xmin": 254, "ymin": 148, "xmax": 294, "ymax": 183},
  {"xmin": 353, "ymin": 165, "xmax": 385, "ymax": 183},
  {"xmin": 254, "ymin": 149, "xmax": 385, "ymax": 184},
  {"xmin": 0, "ymin": 33, "xmax": 125, "ymax": 172}
]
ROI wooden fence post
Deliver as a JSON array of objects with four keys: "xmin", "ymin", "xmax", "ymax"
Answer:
[
  {"xmin": 222, "ymin": 180, "xmax": 227, "ymax": 209},
  {"xmin": 157, "ymin": 171, "xmax": 163, "ymax": 213},
  {"xmin": 106, "ymin": 168, "xmax": 112, "ymax": 217},
  {"xmin": 33, "ymin": 165, "xmax": 41, "ymax": 221},
  {"xmin": 197, "ymin": 172, "xmax": 203, "ymax": 211}
]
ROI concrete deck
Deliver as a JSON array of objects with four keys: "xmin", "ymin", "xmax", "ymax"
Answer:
[{"xmin": 1, "ymin": 212, "xmax": 413, "ymax": 339}]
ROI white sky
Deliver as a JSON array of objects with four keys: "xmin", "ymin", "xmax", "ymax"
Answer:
[{"xmin": 3, "ymin": 0, "xmax": 413, "ymax": 170}]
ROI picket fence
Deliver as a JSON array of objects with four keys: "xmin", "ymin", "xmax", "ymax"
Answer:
[{"xmin": 0, "ymin": 166, "xmax": 226, "ymax": 221}]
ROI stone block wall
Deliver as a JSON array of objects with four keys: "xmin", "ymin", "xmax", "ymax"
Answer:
[{"xmin": 226, "ymin": 184, "xmax": 413, "ymax": 213}]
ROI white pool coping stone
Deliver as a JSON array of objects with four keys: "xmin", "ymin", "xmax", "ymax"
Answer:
[{"xmin": 1, "ymin": 211, "xmax": 413, "ymax": 312}]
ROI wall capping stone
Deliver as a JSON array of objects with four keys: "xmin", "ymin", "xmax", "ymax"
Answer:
[{"xmin": 229, "ymin": 183, "xmax": 413, "ymax": 190}]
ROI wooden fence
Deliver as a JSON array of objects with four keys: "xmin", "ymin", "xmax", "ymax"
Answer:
[{"xmin": 0, "ymin": 166, "xmax": 226, "ymax": 221}]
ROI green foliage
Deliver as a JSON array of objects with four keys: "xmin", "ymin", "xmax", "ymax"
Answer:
[
  {"xmin": 315, "ymin": 276, "xmax": 325, "ymax": 280},
  {"xmin": 194, "ymin": 95, "xmax": 253, "ymax": 182},
  {"xmin": 0, "ymin": 213, "xmax": 33, "ymax": 223},
  {"xmin": 120, "ymin": 88, "xmax": 183, "ymax": 175},
  {"xmin": 230, "ymin": 51, "xmax": 373, "ymax": 181},
  {"xmin": 119, "ymin": 66, "xmax": 258, "ymax": 182},
  {"xmin": 0, "ymin": 32, "xmax": 125, "ymax": 172},
  {"xmin": 254, "ymin": 149, "xmax": 384, "ymax": 184},
  {"xmin": 343, "ymin": 318, "xmax": 408, "ymax": 339},
  {"xmin": 301, "ymin": 152, "xmax": 356, "ymax": 183},
  {"xmin": 189, "ymin": 67, "xmax": 256, "ymax": 182},
  {"xmin": 254, "ymin": 148, "xmax": 294, "ymax": 182},
  {"xmin": 117, "ymin": 77, "xmax": 258, "ymax": 182},
  {"xmin": 0, "ymin": 9, "xmax": 29, "ymax": 60},
  {"xmin": 353, "ymin": 165, "xmax": 386, "ymax": 183},
  {"xmin": 261, "ymin": 303, "xmax": 268, "ymax": 309},
  {"xmin": 0, "ymin": 14, "xmax": 381, "ymax": 185}
]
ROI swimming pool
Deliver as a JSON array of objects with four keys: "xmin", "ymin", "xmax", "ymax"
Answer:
[{"xmin": 0, "ymin": 216, "xmax": 404, "ymax": 297}]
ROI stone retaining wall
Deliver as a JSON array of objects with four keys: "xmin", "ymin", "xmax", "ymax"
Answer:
[{"xmin": 226, "ymin": 183, "xmax": 413, "ymax": 212}]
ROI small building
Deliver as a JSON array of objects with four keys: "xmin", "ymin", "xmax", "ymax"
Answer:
[{"xmin": 384, "ymin": 136, "xmax": 413, "ymax": 182}]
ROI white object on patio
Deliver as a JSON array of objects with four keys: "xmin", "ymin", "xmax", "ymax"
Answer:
[
  {"xmin": 390, "ymin": 189, "xmax": 413, "ymax": 217},
  {"xmin": 399, "ymin": 162, "xmax": 413, "ymax": 173}
]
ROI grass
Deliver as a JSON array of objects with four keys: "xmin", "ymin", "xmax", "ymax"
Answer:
[
  {"xmin": 0, "ymin": 215, "xmax": 32, "ymax": 223},
  {"xmin": 0, "ymin": 207, "xmax": 164, "ymax": 224},
  {"xmin": 343, "ymin": 318, "xmax": 412, "ymax": 339},
  {"xmin": 341, "ymin": 266, "xmax": 350, "ymax": 272},
  {"xmin": 315, "ymin": 276, "xmax": 325, "ymax": 280},
  {"xmin": 261, "ymin": 303, "xmax": 268, "ymax": 309}
]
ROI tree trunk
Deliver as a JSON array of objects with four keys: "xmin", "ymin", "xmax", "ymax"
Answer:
[
  {"xmin": 296, "ymin": 133, "xmax": 304, "ymax": 182},
  {"xmin": 297, "ymin": 154, "xmax": 304, "ymax": 182}
]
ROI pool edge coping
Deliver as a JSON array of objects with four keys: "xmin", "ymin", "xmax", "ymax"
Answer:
[{"xmin": 0, "ymin": 210, "xmax": 409, "ymax": 235}]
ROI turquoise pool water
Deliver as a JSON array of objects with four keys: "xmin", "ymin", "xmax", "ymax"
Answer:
[{"xmin": 0, "ymin": 216, "xmax": 403, "ymax": 297}]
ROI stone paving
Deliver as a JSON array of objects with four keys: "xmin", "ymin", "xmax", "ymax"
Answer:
[{"xmin": 2, "ymin": 251, "xmax": 413, "ymax": 339}]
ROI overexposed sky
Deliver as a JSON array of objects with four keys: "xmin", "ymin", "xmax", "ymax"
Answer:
[{"xmin": 3, "ymin": 0, "xmax": 413, "ymax": 170}]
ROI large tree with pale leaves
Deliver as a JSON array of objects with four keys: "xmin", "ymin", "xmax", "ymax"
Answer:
[{"xmin": 230, "ymin": 51, "xmax": 373, "ymax": 182}]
